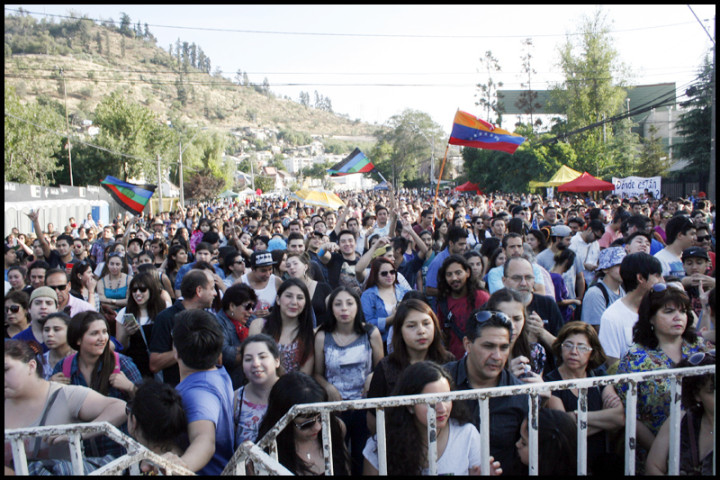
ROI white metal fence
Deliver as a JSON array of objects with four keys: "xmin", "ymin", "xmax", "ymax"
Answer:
[
  {"xmin": 5, "ymin": 365, "xmax": 715, "ymax": 475},
  {"xmin": 229, "ymin": 365, "xmax": 715, "ymax": 476}
]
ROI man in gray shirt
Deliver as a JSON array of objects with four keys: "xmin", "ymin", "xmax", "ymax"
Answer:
[{"xmin": 536, "ymin": 225, "xmax": 585, "ymax": 300}]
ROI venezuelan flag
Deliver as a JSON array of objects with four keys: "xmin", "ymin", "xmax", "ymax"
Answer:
[
  {"xmin": 449, "ymin": 110, "xmax": 526, "ymax": 154},
  {"xmin": 101, "ymin": 175, "xmax": 156, "ymax": 215},
  {"xmin": 327, "ymin": 148, "xmax": 375, "ymax": 176}
]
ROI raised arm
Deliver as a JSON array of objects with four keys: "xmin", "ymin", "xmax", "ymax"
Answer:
[{"xmin": 26, "ymin": 210, "xmax": 51, "ymax": 259}]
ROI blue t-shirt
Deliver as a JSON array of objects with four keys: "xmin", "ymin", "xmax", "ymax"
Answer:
[{"xmin": 176, "ymin": 366, "xmax": 235, "ymax": 475}]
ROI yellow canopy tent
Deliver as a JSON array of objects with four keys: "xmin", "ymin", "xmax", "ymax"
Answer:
[{"xmin": 528, "ymin": 165, "xmax": 582, "ymax": 188}]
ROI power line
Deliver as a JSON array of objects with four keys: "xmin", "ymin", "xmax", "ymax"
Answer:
[{"xmin": 4, "ymin": 7, "xmax": 708, "ymax": 40}]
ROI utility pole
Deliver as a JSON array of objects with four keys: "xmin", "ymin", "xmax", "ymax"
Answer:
[
  {"xmin": 179, "ymin": 140, "xmax": 185, "ymax": 207},
  {"xmin": 710, "ymin": 19, "xmax": 716, "ymax": 203},
  {"xmin": 60, "ymin": 67, "xmax": 73, "ymax": 186},
  {"xmin": 157, "ymin": 154, "xmax": 163, "ymax": 216}
]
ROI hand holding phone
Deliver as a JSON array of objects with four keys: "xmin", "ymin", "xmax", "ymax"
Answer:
[{"xmin": 122, "ymin": 313, "xmax": 139, "ymax": 334}]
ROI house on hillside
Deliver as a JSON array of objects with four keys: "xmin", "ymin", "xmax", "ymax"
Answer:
[{"xmin": 261, "ymin": 166, "xmax": 294, "ymax": 191}]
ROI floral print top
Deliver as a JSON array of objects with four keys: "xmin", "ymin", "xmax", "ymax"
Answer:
[{"xmin": 615, "ymin": 339, "xmax": 707, "ymax": 435}]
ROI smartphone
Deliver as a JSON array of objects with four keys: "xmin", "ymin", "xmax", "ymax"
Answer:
[{"xmin": 122, "ymin": 313, "xmax": 138, "ymax": 330}]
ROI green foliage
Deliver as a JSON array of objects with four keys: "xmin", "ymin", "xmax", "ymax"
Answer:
[
  {"xmin": 301, "ymin": 161, "xmax": 334, "ymax": 180},
  {"xmin": 184, "ymin": 168, "xmax": 225, "ymax": 201},
  {"xmin": 675, "ymin": 56, "xmax": 712, "ymax": 177},
  {"xmin": 549, "ymin": 7, "xmax": 630, "ymax": 176},
  {"xmin": 635, "ymin": 125, "xmax": 670, "ymax": 177},
  {"xmin": 462, "ymin": 127, "xmax": 576, "ymax": 193},
  {"xmin": 278, "ymin": 128, "xmax": 312, "ymax": 146},
  {"xmin": 4, "ymin": 85, "xmax": 64, "ymax": 185},
  {"xmin": 89, "ymin": 89, "xmax": 175, "ymax": 180},
  {"xmin": 371, "ymin": 109, "xmax": 444, "ymax": 188}
]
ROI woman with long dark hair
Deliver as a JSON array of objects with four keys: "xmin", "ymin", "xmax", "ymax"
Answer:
[
  {"xmin": 615, "ymin": 284, "xmax": 709, "ymax": 473},
  {"xmin": 314, "ymin": 286, "xmax": 384, "ymax": 475},
  {"xmin": 363, "ymin": 361, "xmax": 501, "ymax": 476},
  {"xmin": 256, "ymin": 371, "xmax": 350, "ymax": 475},
  {"xmin": 360, "ymin": 257, "xmax": 411, "ymax": 348},
  {"xmin": 115, "ymin": 272, "xmax": 169, "ymax": 378},
  {"xmin": 248, "ymin": 277, "xmax": 315, "ymax": 375},
  {"xmin": 164, "ymin": 244, "xmax": 189, "ymax": 289}
]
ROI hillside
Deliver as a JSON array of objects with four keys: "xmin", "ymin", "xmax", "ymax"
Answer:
[{"xmin": 4, "ymin": 11, "xmax": 378, "ymax": 140}]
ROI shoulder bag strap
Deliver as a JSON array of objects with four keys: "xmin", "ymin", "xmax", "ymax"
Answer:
[{"xmin": 31, "ymin": 387, "xmax": 62, "ymax": 459}]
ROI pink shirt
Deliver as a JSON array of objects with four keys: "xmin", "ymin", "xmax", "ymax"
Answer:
[{"xmin": 598, "ymin": 224, "xmax": 621, "ymax": 249}]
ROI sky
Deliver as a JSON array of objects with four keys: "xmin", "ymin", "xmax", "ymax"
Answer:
[{"xmin": 5, "ymin": 4, "xmax": 716, "ymax": 133}]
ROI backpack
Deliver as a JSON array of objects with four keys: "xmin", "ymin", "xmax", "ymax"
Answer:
[
  {"xmin": 592, "ymin": 281, "xmax": 611, "ymax": 309},
  {"xmin": 436, "ymin": 298, "xmax": 465, "ymax": 343},
  {"xmin": 63, "ymin": 351, "xmax": 121, "ymax": 378}
]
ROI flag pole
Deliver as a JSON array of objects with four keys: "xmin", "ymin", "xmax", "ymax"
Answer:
[{"xmin": 432, "ymin": 143, "xmax": 450, "ymax": 218}]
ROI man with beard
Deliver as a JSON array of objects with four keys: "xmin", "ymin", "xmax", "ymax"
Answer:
[
  {"xmin": 487, "ymin": 233, "xmax": 546, "ymax": 295},
  {"xmin": 536, "ymin": 225, "xmax": 585, "ymax": 301},
  {"xmin": 435, "ymin": 254, "xmax": 490, "ymax": 360},
  {"xmin": 319, "ymin": 230, "xmax": 362, "ymax": 295},
  {"xmin": 502, "ymin": 257, "xmax": 564, "ymax": 360}
]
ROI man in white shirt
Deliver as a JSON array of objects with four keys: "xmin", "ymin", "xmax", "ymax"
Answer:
[
  {"xmin": 569, "ymin": 219, "xmax": 605, "ymax": 285},
  {"xmin": 598, "ymin": 252, "xmax": 663, "ymax": 370},
  {"xmin": 654, "ymin": 215, "xmax": 697, "ymax": 278}
]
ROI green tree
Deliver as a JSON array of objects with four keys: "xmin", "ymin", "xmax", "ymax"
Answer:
[
  {"xmin": 119, "ymin": 12, "xmax": 132, "ymax": 36},
  {"xmin": 89, "ymin": 89, "xmax": 174, "ymax": 181},
  {"xmin": 372, "ymin": 110, "xmax": 444, "ymax": 188},
  {"xmin": 636, "ymin": 125, "xmax": 671, "ymax": 177},
  {"xmin": 675, "ymin": 55, "xmax": 712, "ymax": 178},
  {"xmin": 4, "ymin": 85, "xmax": 64, "ymax": 185},
  {"xmin": 463, "ymin": 123, "xmax": 577, "ymax": 192},
  {"xmin": 549, "ymin": 7, "xmax": 630, "ymax": 177},
  {"xmin": 608, "ymin": 116, "xmax": 640, "ymax": 177},
  {"xmin": 475, "ymin": 50, "xmax": 504, "ymax": 124}
]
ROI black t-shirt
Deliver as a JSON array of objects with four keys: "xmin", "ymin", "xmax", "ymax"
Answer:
[
  {"xmin": 325, "ymin": 252, "xmax": 361, "ymax": 293},
  {"xmin": 147, "ymin": 300, "xmax": 186, "ymax": 386},
  {"xmin": 528, "ymin": 293, "xmax": 564, "ymax": 337}
]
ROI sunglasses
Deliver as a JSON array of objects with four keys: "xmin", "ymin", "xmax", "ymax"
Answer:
[
  {"xmin": 473, "ymin": 310, "xmax": 513, "ymax": 329},
  {"xmin": 696, "ymin": 235, "xmax": 711, "ymax": 242},
  {"xmin": 47, "ymin": 284, "xmax": 67, "ymax": 291},
  {"xmin": 6, "ymin": 305, "xmax": 21, "ymax": 313},
  {"xmin": 651, "ymin": 283, "xmax": 668, "ymax": 293},
  {"xmin": 131, "ymin": 286, "xmax": 149, "ymax": 294},
  {"xmin": 241, "ymin": 302, "xmax": 256, "ymax": 311},
  {"xmin": 379, "ymin": 270, "xmax": 396, "ymax": 277},
  {"xmin": 293, "ymin": 415, "xmax": 321, "ymax": 431},
  {"xmin": 688, "ymin": 350, "xmax": 715, "ymax": 366}
]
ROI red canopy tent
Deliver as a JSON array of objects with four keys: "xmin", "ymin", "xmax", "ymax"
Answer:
[
  {"xmin": 455, "ymin": 181, "xmax": 483, "ymax": 194},
  {"xmin": 557, "ymin": 172, "xmax": 615, "ymax": 192}
]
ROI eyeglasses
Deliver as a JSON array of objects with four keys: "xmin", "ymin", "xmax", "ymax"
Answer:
[
  {"xmin": 47, "ymin": 284, "xmax": 67, "ymax": 291},
  {"xmin": 561, "ymin": 342, "xmax": 593, "ymax": 354},
  {"xmin": 688, "ymin": 350, "xmax": 715, "ymax": 365},
  {"xmin": 379, "ymin": 269, "xmax": 396, "ymax": 277},
  {"xmin": 696, "ymin": 235, "xmax": 711, "ymax": 242},
  {"xmin": 241, "ymin": 302, "xmax": 256, "ymax": 311},
  {"xmin": 108, "ymin": 252, "xmax": 124, "ymax": 258},
  {"xmin": 473, "ymin": 310, "xmax": 512, "ymax": 330},
  {"xmin": 131, "ymin": 286, "xmax": 148, "ymax": 294},
  {"xmin": 507, "ymin": 275, "xmax": 535, "ymax": 284},
  {"xmin": 293, "ymin": 415, "xmax": 321, "ymax": 431},
  {"xmin": 5, "ymin": 305, "xmax": 20, "ymax": 313}
]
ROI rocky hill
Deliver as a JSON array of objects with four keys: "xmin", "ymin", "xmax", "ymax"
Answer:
[{"xmin": 4, "ymin": 11, "xmax": 378, "ymax": 142}]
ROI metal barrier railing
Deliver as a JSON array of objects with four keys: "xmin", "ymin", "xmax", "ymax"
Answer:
[
  {"xmin": 6, "ymin": 365, "xmax": 715, "ymax": 475},
  {"xmin": 5, "ymin": 421, "xmax": 196, "ymax": 476},
  {"xmin": 228, "ymin": 365, "xmax": 715, "ymax": 476}
]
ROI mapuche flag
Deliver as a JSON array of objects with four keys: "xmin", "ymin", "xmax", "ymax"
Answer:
[
  {"xmin": 449, "ymin": 110, "xmax": 526, "ymax": 154},
  {"xmin": 101, "ymin": 175, "xmax": 156, "ymax": 215},
  {"xmin": 327, "ymin": 148, "xmax": 375, "ymax": 176}
]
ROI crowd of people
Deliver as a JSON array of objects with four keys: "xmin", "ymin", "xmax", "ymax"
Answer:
[{"xmin": 4, "ymin": 185, "xmax": 716, "ymax": 475}]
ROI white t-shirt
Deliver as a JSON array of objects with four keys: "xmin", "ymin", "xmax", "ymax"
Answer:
[
  {"xmin": 654, "ymin": 248, "xmax": 685, "ymax": 278},
  {"xmin": 598, "ymin": 299, "xmax": 638, "ymax": 360},
  {"xmin": 363, "ymin": 419, "xmax": 482, "ymax": 475}
]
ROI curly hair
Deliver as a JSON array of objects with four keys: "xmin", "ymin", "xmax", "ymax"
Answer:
[{"xmin": 437, "ymin": 254, "xmax": 482, "ymax": 311}]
